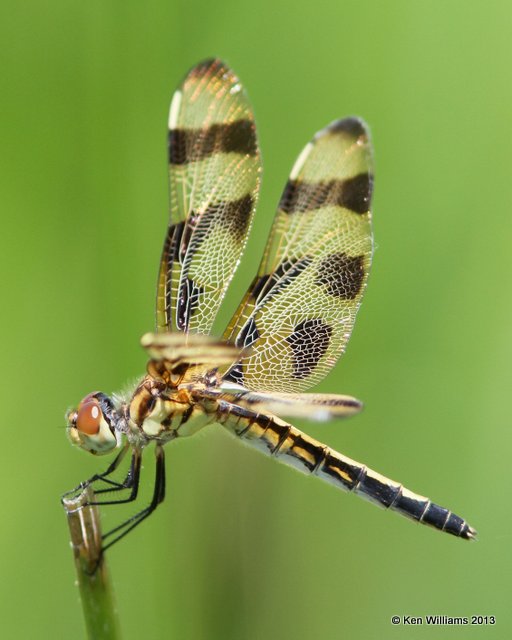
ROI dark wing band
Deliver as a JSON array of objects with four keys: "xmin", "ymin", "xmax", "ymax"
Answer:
[
  {"xmin": 157, "ymin": 59, "xmax": 262, "ymax": 334},
  {"xmin": 223, "ymin": 117, "xmax": 373, "ymax": 392}
]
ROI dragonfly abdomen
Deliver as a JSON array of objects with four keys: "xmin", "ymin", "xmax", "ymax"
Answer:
[
  {"xmin": 218, "ymin": 402, "xmax": 475, "ymax": 540},
  {"xmin": 322, "ymin": 459, "xmax": 475, "ymax": 539}
]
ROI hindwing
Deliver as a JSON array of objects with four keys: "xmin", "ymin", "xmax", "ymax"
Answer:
[{"xmin": 222, "ymin": 118, "xmax": 373, "ymax": 392}]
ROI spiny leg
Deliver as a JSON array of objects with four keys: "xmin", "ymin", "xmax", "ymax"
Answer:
[
  {"xmin": 102, "ymin": 446, "xmax": 164, "ymax": 535},
  {"xmin": 88, "ymin": 448, "xmax": 142, "ymax": 506},
  {"xmin": 101, "ymin": 445, "xmax": 166, "ymax": 552},
  {"xmin": 61, "ymin": 442, "xmax": 131, "ymax": 501}
]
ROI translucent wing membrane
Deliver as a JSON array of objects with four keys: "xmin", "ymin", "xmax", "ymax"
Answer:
[
  {"xmin": 196, "ymin": 386, "xmax": 362, "ymax": 420},
  {"xmin": 141, "ymin": 332, "xmax": 241, "ymax": 368},
  {"xmin": 157, "ymin": 59, "xmax": 262, "ymax": 334},
  {"xmin": 223, "ymin": 118, "xmax": 373, "ymax": 392}
]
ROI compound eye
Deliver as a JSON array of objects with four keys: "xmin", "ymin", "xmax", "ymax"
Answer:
[{"xmin": 76, "ymin": 399, "xmax": 102, "ymax": 435}]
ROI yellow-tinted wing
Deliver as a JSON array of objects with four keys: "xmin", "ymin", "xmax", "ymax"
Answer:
[
  {"xmin": 141, "ymin": 332, "xmax": 244, "ymax": 386},
  {"xmin": 157, "ymin": 59, "xmax": 261, "ymax": 334},
  {"xmin": 142, "ymin": 332, "xmax": 241, "ymax": 368},
  {"xmin": 195, "ymin": 386, "xmax": 363, "ymax": 420},
  {"xmin": 223, "ymin": 118, "xmax": 373, "ymax": 392}
]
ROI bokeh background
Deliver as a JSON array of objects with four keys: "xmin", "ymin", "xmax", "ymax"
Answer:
[{"xmin": 1, "ymin": 1, "xmax": 511, "ymax": 638}]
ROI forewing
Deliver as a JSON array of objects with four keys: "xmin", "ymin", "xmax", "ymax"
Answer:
[
  {"xmin": 142, "ymin": 332, "xmax": 241, "ymax": 367},
  {"xmin": 223, "ymin": 118, "xmax": 373, "ymax": 392},
  {"xmin": 141, "ymin": 332, "xmax": 243, "ymax": 385},
  {"xmin": 157, "ymin": 59, "xmax": 261, "ymax": 334}
]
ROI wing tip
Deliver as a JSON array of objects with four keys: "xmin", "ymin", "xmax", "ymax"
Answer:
[
  {"xmin": 140, "ymin": 332, "xmax": 155, "ymax": 349},
  {"xmin": 336, "ymin": 395, "xmax": 364, "ymax": 417},
  {"xmin": 186, "ymin": 58, "xmax": 232, "ymax": 80},
  {"xmin": 316, "ymin": 116, "xmax": 371, "ymax": 142}
]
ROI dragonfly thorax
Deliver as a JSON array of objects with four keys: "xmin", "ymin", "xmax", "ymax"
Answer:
[{"xmin": 128, "ymin": 375, "xmax": 215, "ymax": 443}]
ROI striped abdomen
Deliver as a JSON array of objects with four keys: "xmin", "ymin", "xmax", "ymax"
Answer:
[{"xmin": 218, "ymin": 402, "xmax": 476, "ymax": 539}]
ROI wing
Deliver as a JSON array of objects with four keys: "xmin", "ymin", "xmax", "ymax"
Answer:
[
  {"xmin": 142, "ymin": 332, "xmax": 241, "ymax": 367},
  {"xmin": 156, "ymin": 59, "xmax": 262, "ymax": 335},
  {"xmin": 194, "ymin": 386, "xmax": 363, "ymax": 420},
  {"xmin": 222, "ymin": 118, "xmax": 373, "ymax": 392},
  {"xmin": 141, "ymin": 332, "xmax": 243, "ymax": 385}
]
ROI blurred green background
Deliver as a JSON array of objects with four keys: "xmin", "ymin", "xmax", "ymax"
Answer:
[{"xmin": 1, "ymin": 1, "xmax": 510, "ymax": 638}]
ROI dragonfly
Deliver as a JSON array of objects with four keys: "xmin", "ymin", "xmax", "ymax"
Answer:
[{"xmin": 64, "ymin": 59, "xmax": 476, "ymax": 550}]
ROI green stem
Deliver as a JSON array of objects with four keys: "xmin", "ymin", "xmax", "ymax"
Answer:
[{"xmin": 63, "ymin": 487, "xmax": 122, "ymax": 640}]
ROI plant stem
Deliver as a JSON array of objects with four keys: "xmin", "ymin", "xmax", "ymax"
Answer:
[{"xmin": 63, "ymin": 487, "xmax": 122, "ymax": 640}]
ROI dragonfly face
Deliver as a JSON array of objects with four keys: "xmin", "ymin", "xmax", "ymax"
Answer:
[
  {"xmin": 67, "ymin": 392, "xmax": 119, "ymax": 455},
  {"xmin": 63, "ymin": 58, "xmax": 476, "ymax": 551}
]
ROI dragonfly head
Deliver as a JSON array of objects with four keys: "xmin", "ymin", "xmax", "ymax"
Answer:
[{"xmin": 67, "ymin": 392, "xmax": 119, "ymax": 455}]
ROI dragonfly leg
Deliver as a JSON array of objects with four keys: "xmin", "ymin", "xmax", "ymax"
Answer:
[
  {"xmin": 87, "ymin": 448, "xmax": 142, "ymax": 506},
  {"xmin": 101, "ymin": 445, "xmax": 166, "ymax": 551},
  {"xmin": 61, "ymin": 442, "xmax": 131, "ymax": 501}
]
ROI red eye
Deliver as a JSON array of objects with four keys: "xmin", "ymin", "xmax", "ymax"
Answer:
[{"xmin": 76, "ymin": 399, "xmax": 102, "ymax": 435}]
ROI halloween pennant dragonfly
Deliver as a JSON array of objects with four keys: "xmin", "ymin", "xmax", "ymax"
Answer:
[{"xmin": 64, "ymin": 59, "xmax": 475, "ymax": 549}]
